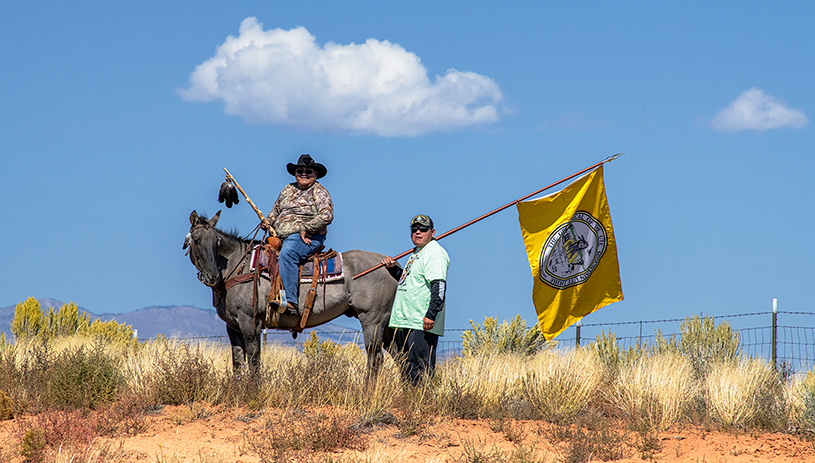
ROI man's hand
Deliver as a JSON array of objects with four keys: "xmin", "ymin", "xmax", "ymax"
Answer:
[
  {"xmin": 260, "ymin": 219, "xmax": 271, "ymax": 231},
  {"xmin": 381, "ymin": 256, "xmax": 396, "ymax": 268},
  {"xmin": 299, "ymin": 230, "xmax": 312, "ymax": 245},
  {"xmin": 423, "ymin": 317, "xmax": 434, "ymax": 331}
]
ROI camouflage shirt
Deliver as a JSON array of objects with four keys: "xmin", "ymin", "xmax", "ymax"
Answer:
[{"xmin": 266, "ymin": 182, "xmax": 333, "ymax": 239}]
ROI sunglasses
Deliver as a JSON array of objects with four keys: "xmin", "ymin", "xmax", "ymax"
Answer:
[
  {"xmin": 411, "ymin": 226, "xmax": 431, "ymax": 233},
  {"xmin": 295, "ymin": 168, "xmax": 314, "ymax": 175}
]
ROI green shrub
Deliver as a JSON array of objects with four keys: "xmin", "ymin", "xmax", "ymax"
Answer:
[
  {"xmin": 462, "ymin": 315, "xmax": 552, "ymax": 357},
  {"xmin": 49, "ymin": 343, "xmax": 122, "ymax": 410},
  {"xmin": 78, "ymin": 318, "xmax": 138, "ymax": 348},
  {"xmin": 654, "ymin": 314, "xmax": 740, "ymax": 380},
  {"xmin": 0, "ymin": 389, "xmax": 13, "ymax": 420},
  {"xmin": 11, "ymin": 298, "xmax": 43, "ymax": 341},
  {"xmin": 589, "ymin": 328, "xmax": 647, "ymax": 374},
  {"xmin": 10, "ymin": 298, "xmax": 135, "ymax": 347},
  {"xmin": 20, "ymin": 426, "xmax": 46, "ymax": 463}
]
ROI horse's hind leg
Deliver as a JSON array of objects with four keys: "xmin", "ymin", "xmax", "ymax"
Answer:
[{"xmin": 226, "ymin": 324, "xmax": 247, "ymax": 373}]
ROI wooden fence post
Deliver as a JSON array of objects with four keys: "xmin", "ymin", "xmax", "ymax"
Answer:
[{"xmin": 575, "ymin": 320, "xmax": 581, "ymax": 347}]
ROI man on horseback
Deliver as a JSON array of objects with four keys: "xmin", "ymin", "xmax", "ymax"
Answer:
[{"xmin": 261, "ymin": 154, "xmax": 333, "ymax": 314}]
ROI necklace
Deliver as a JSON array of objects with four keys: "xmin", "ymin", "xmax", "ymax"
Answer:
[{"xmin": 398, "ymin": 247, "xmax": 423, "ymax": 284}]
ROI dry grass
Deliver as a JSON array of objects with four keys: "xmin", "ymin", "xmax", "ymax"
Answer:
[
  {"xmin": 522, "ymin": 349, "xmax": 603, "ymax": 424},
  {"xmin": 4, "ymin": 327, "xmax": 815, "ymax": 462},
  {"xmin": 607, "ymin": 352, "xmax": 695, "ymax": 430},
  {"xmin": 705, "ymin": 358, "xmax": 784, "ymax": 429}
]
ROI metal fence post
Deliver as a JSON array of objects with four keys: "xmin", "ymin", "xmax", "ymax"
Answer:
[
  {"xmin": 772, "ymin": 298, "xmax": 778, "ymax": 370},
  {"xmin": 575, "ymin": 320, "xmax": 581, "ymax": 347}
]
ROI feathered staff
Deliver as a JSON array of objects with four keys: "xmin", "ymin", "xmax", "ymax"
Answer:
[{"xmin": 219, "ymin": 168, "xmax": 281, "ymax": 250}]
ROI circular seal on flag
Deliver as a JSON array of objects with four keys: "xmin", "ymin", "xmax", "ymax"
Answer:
[{"xmin": 539, "ymin": 211, "xmax": 608, "ymax": 289}]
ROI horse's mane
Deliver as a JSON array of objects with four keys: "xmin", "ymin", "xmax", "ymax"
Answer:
[{"xmin": 196, "ymin": 213, "xmax": 255, "ymax": 245}]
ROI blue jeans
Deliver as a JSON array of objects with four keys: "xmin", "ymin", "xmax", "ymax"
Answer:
[{"xmin": 279, "ymin": 233, "xmax": 325, "ymax": 305}]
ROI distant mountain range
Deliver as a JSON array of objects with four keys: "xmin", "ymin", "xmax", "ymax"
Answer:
[{"xmin": 0, "ymin": 298, "xmax": 363, "ymax": 345}]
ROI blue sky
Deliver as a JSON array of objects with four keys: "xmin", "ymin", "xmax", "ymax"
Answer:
[{"xmin": 2, "ymin": 1, "xmax": 813, "ymax": 340}]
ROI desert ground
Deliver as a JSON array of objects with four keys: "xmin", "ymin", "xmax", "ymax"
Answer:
[{"xmin": 3, "ymin": 405, "xmax": 814, "ymax": 463}]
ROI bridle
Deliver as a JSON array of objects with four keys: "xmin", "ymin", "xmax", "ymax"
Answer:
[{"xmin": 185, "ymin": 222, "xmax": 260, "ymax": 290}]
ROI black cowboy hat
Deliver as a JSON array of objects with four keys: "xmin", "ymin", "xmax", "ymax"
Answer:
[{"xmin": 286, "ymin": 154, "xmax": 327, "ymax": 179}]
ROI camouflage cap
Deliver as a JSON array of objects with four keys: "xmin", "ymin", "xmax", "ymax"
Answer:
[{"xmin": 410, "ymin": 214, "xmax": 434, "ymax": 229}]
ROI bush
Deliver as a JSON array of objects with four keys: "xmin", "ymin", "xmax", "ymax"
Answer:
[
  {"xmin": 11, "ymin": 298, "xmax": 43, "ymax": 341},
  {"xmin": 20, "ymin": 426, "xmax": 46, "ymax": 463},
  {"xmin": 0, "ymin": 389, "xmax": 13, "ymax": 420},
  {"xmin": 10, "ymin": 298, "xmax": 136, "ymax": 348},
  {"xmin": 153, "ymin": 343, "xmax": 217, "ymax": 405},
  {"xmin": 462, "ymin": 315, "xmax": 552, "ymax": 357},
  {"xmin": 589, "ymin": 329, "xmax": 647, "ymax": 374},
  {"xmin": 654, "ymin": 314, "xmax": 740, "ymax": 380},
  {"xmin": 50, "ymin": 343, "xmax": 122, "ymax": 410}
]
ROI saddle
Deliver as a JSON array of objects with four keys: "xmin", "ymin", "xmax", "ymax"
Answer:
[{"xmin": 259, "ymin": 242, "xmax": 340, "ymax": 333}]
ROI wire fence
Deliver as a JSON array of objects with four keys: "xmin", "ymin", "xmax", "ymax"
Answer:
[{"xmin": 150, "ymin": 303, "xmax": 815, "ymax": 373}]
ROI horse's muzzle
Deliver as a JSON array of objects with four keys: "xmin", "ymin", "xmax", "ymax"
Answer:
[{"xmin": 197, "ymin": 271, "xmax": 222, "ymax": 287}]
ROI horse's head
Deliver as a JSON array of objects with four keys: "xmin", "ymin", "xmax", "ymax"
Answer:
[{"xmin": 184, "ymin": 210, "xmax": 224, "ymax": 287}]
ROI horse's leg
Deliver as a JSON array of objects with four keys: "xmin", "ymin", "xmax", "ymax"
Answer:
[
  {"xmin": 235, "ymin": 311, "xmax": 262, "ymax": 372},
  {"xmin": 358, "ymin": 311, "xmax": 389, "ymax": 383},
  {"xmin": 226, "ymin": 324, "xmax": 246, "ymax": 373}
]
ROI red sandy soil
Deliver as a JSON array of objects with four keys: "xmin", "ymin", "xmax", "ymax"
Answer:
[{"xmin": 2, "ymin": 405, "xmax": 815, "ymax": 462}]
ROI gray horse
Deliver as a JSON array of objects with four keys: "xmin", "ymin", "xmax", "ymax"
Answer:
[{"xmin": 184, "ymin": 210, "xmax": 397, "ymax": 376}]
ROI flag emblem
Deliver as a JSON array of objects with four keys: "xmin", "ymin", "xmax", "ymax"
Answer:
[{"xmin": 539, "ymin": 211, "xmax": 607, "ymax": 289}]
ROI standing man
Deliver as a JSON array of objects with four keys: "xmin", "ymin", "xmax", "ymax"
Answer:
[
  {"xmin": 261, "ymin": 154, "xmax": 333, "ymax": 314},
  {"xmin": 381, "ymin": 214, "xmax": 450, "ymax": 385}
]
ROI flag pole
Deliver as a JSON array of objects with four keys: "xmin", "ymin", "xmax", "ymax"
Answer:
[{"xmin": 352, "ymin": 152, "xmax": 624, "ymax": 279}]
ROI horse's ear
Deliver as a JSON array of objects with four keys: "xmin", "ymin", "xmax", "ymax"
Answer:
[
  {"xmin": 210, "ymin": 210, "xmax": 221, "ymax": 227},
  {"xmin": 190, "ymin": 210, "xmax": 199, "ymax": 226}
]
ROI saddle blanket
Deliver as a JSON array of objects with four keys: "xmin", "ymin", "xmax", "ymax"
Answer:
[{"xmin": 300, "ymin": 252, "xmax": 343, "ymax": 283}]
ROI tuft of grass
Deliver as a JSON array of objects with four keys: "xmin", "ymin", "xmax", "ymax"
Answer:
[
  {"xmin": 790, "ymin": 365, "xmax": 815, "ymax": 434},
  {"xmin": 435, "ymin": 353, "xmax": 528, "ymax": 420},
  {"xmin": 522, "ymin": 349, "xmax": 603, "ymax": 424},
  {"xmin": 454, "ymin": 436, "xmax": 549, "ymax": 463},
  {"xmin": 705, "ymin": 358, "xmax": 784, "ymax": 430},
  {"xmin": 608, "ymin": 352, "xmax": 695, "ymax": 430}
]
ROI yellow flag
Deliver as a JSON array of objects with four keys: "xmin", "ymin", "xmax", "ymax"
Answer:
[{"xmin": 516, "ymin": 166, "xmax": 623, "ymax": 340}]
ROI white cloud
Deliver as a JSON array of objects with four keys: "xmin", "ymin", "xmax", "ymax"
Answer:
[
  {"xmin": 179, "ymin": 17, "xmax": 504, "ymax": 136},
  {"xmin": 710, "ymin": 87, "xmax": 808, "ymax": 132}
]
